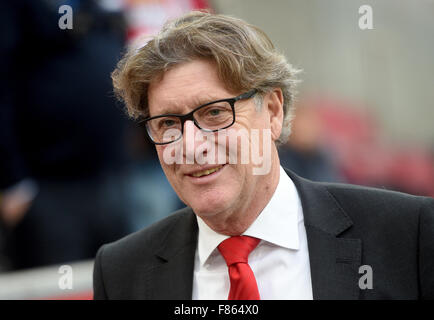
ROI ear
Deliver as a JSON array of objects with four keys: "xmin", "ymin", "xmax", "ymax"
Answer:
[{"xmin": 265, "ymin": 88, "xmax": 284, "ymax": 142}]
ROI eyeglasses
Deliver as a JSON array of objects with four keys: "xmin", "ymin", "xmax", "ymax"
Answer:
[{"xmin": 143, "ymin": 89, "xmax": 258, "ymax": 145}]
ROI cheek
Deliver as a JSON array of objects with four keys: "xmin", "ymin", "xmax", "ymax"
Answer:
[
  {"xmin": 225, "ymin": 124, "xmax": 268, "ymax": 162},
  {"xmin": 155, "ymin": 146, "xmax": 166, "ymax": 165},
  {"xmin": 156, "ymin": 143, "xmax": 178, "ymax": 164},
  {"xmin": 234, "ymin": 110, "xmax": 271, "ymax": 139},
  {"xmin": 155, "ymin": 146, "xmax": 176, "ymax": 178},
  {"xmin": 255, "ymin": 109, "xmax": 272, "ymax": 129}
]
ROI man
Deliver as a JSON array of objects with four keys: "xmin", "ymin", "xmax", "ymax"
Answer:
[{"xmin": 93, "ymin": 11, "xmax": 434, "ymax": 300}]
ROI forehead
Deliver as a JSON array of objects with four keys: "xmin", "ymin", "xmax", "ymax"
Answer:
[{"xmin": 148, "ymin": 59, "xmax": 232, "ymax": 116}]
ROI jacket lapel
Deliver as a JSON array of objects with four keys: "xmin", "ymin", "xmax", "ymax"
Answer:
[
  {"xmin": 286, "ymin": 169, "xmax": 362, "ymax": 299},
  {"xmin": 146, "ymin": 208, "xmax": 198, "ymax": 299}
]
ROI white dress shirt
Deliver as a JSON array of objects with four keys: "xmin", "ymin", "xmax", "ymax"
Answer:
[{"xmin": 192, "ymin": 166, "xmax": 313, "ymax": 300}]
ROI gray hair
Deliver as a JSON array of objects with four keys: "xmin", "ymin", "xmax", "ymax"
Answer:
[{"xmin": 112, "ymin": 10, "xmax": 302, "ymax": 144}]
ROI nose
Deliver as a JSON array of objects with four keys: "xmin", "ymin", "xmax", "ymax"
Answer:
[
  {"xmin": 183, "ymin": 119, "xmax": 201, "ymax": 142},
  {"xmin": 183, "ymin": 120, "xmax": 201, "ymax": 164}
]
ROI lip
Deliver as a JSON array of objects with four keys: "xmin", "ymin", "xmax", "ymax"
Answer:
[
  {"xmin": 184, "ymin": 164, "xmax": 227, "ymax": 184},
  {"xmin": 184, "ymin": 164, "xmax": 226, "ymax": 176}
]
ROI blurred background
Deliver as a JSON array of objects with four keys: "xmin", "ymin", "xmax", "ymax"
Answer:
[{"xmin": 0, "ymin": 0, "xmax": 432, "ymax": 299}]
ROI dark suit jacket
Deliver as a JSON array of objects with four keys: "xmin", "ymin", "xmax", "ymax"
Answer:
[{"xmin": 93, "ymin": 169, "xmax": 434, "ymax": 299}]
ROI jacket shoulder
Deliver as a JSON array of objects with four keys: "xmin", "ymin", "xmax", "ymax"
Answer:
[
  {"xmin": 315, "ymin": 181, "xmax": 433, "ymax": 239},
  {"xmin": 285, "ymin": 167, "xmax": 431, "ymax": 217},
  {"xmin": 93, "ymin": 207, "xmax": 195, "ymax": 299},
  {"xmin": 99, "ymin": 207, "xmax": 193, "ymax": 263},
  {"xmin": 321, "ymin": 181, "xmax": 430, "ymax": 215}
]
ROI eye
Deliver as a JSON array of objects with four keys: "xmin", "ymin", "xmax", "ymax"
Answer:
[
  {"xmin": 159, "ymin": 118, "xmax": 177, "ymax": 128},
  {"xmin": 209, "ymin": 109, "xmax": 221, "ymax": 116}
]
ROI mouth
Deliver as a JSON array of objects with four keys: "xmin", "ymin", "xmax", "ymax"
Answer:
[{"xmin": 189, "ymin": 165, "xmax": 225, "ymax": 178}]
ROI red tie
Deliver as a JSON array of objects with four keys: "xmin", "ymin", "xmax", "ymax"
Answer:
[{"xmin": 218, "ymin": 236, "xmax": 261, "ymax": 300}]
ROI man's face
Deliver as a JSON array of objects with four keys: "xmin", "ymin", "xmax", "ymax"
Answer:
[{"xmin": 148, "ymin": 59, "xmax": 279, "ymax": 221}]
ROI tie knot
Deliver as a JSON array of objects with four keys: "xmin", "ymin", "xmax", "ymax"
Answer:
[{"xmin": 218, "ymin": 236, "xmax": 260, "ymax": 266}]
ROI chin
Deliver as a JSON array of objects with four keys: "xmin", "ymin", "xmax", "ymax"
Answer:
[{"xmin": 189, "ymin": 192, "xmax": 234, "ymax": 217}]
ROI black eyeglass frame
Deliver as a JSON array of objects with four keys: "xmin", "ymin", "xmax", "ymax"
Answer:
[{"xmin": 143, "ymin": 89, "xmax": 258, "ymax": 145}]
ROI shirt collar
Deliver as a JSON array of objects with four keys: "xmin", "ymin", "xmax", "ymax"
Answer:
[{"xmin": 196, "ymin": 166, "xmax": 303, "ymax": 266}]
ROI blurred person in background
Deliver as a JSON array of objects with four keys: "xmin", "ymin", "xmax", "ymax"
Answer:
[
  {"xmin": 0, "ymin": 0, "xmax": 134, "ymax": 270},
  {"xmin": 278, "ymin": 103, "xmax": 343, "ymax": 183}
]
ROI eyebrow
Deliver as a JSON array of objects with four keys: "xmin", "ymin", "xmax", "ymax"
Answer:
[{"xmin": 152, "ymin": 95, "xmax": 227, "ymax": 117}]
